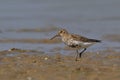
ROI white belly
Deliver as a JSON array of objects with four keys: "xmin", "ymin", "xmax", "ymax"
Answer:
[{"xmin": 63, "ymin": 39, "xmax": 95, "ymax": 48}]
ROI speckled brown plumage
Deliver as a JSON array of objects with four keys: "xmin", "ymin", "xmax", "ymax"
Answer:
[{"xmin": 50, "ymin": 29, "xmax": 101, "ymax": 61}]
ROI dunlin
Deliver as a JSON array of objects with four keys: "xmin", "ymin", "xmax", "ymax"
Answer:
[{"xmin": 50, "ymin": 29, "xmax": 101, "ymax": 61}]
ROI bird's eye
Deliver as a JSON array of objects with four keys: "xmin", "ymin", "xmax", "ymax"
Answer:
[{"xmin": 60, "ymin": 31, "xmax": 63, "ymax": 33}]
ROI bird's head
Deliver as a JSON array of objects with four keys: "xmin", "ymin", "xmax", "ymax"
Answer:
[{"xmin": 50, "ymin": 29, "xmax": 68, "ymax": 40}]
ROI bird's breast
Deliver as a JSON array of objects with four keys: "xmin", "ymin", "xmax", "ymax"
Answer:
[
  {"xmin": 62, "ymin": 38, "xmax": 94, "ymax": 48},
  {"xmin": 62, "ymin": 38, "xmax": 80, "ymax": 48}
]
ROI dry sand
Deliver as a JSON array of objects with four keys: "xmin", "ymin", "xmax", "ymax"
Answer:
[{"xmin": 0, "ymin": 48, "xmax": 120, "ymax": 80}]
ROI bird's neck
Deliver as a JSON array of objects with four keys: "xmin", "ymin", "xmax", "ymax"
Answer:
[{"xmin": 61, "ymin": 33, "xmax": 70, "ymax": 42}]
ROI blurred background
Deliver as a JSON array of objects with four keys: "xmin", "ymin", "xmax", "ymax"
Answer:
[{"xmin": 0, "ymin": 0, "xmax": 120, "ymax": 53}]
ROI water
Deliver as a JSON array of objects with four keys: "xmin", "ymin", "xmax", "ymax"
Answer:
[{"xmin": 0, "ymin": 0, "xmax": 120, "ymax": 53}]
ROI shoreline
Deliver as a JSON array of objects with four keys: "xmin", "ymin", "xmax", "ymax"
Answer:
[{"xmin": 0, "ymin": 48, "xmax": 119, "ymax": 80}]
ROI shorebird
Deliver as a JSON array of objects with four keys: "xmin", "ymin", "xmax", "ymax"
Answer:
[{"xmin": 50, "ymin": 29, "xmax": 101, "ymax": 61}]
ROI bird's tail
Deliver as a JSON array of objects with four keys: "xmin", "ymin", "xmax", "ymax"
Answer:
[{"xmin": 88, "ymin": 39, "xmax": 101, "ymax": 42}]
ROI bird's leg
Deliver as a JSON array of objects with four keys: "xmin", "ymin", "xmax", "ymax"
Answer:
[
  {"xmin": 75, "ymin": 50, "xmax": 79, "ymax": 61},
  {"xmin": 79, "ymin": 48, "xmax": 87, "ymax": 58}
]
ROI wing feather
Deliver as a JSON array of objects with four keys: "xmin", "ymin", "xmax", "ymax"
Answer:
[{"xmin": 70, "ymin": 34, "xmax": 101, "ymax": 42}]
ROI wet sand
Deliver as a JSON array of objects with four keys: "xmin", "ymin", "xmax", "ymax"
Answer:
[
  {"xmin": 0, "ymin": 0, "xmax": 120, "ymax": 79},
  {"xmin": 0, "ymin": 30, "xmax": 120, "ymax": 80},
  {"xmin": 0, "ymin": 28, "xmax": 120, "ymax": 80},
  {"xmin": 0, "ymin": 48, "xmax": 120, "ymax": 80}
]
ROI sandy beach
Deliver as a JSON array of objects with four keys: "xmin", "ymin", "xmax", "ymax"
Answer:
[{"xmin": 0, "ymin": 48, "xmax": 119, "ymax": 80}]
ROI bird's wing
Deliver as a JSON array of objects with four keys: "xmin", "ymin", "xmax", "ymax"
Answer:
[
  {"xmin": 70, "ymin": 34, "xmax": 88, "ymax": 41},
  {"xmin": 71, "ymin": 34, "xmax": 101, "ymax": 42}
]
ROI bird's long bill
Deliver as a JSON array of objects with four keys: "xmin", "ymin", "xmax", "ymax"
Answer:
[{"xmin": 50, "ymin": 34, "xmax": 59, "ymax": 40}]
